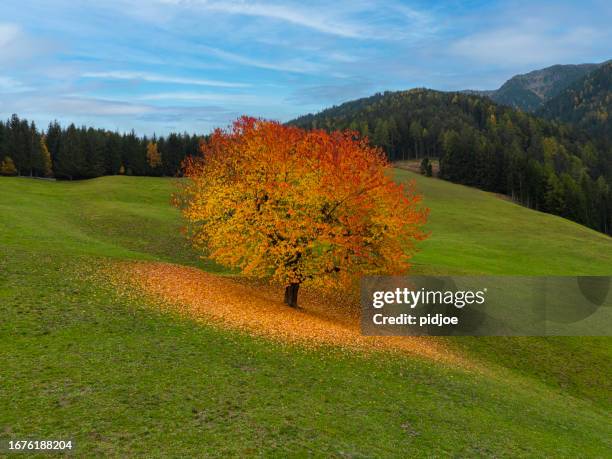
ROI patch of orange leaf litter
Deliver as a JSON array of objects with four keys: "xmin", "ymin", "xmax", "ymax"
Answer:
[{"xmin": 108, "ymin": 261, "xmax": 469, "ymax": 365}]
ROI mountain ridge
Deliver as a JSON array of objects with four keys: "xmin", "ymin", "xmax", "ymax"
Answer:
[
  {"xmin": 537, "ymin": 61, "xmax": 612, "ymax": 140},
  {"xmin": 462, "ymin": 62, "xmax": 606, "ymax": 111}
]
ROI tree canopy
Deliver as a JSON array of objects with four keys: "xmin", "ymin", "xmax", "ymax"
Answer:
[{"xmin": 175, "ymin": 117, "xmax": 428, "ymax": 307}]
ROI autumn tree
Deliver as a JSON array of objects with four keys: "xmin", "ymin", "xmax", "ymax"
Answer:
[
  {"xmin": 40, "ymin": 136, "xmax": 53, "ymax": 177},
  {"xmin": 0, "ymin": 156, "xmax": 18, "ymax": 176},
  {"xmin": 176, "ymin": 117, "xmax": 428, "ymax": 307},
  {"xmin": 146, "ymin": 141, "xmax": 162, "ymax": 169}
]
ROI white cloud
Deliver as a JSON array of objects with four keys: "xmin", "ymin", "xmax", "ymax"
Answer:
[
  {"xmin": 0, "ymin": 23, "xmax": 26, "ymax": 62},
  {"xmin": 288, "ymin": 80, "xmax": 373, "ymax": 105},
  {"xmin": 0, "ymin": 93, "xmax": 152, "ymax": 119},
  {"xmin": 0, "ymin": 76, "xmax": 33, "ymax": 93},
  {"xmin": 198, "ymin": 45, "xmax": 323, "ymax": 74},
  {"xmin": 0, "ymin": 23, "xmax": 20, "ymax": 47},
  {"xmin": 450, "ymin": 19, "xmax": 607, "ymax": 67},
  {"xmin": 194, "ymin": 1, "xmax": 362, "ymax": 38},
  {"xmin": 0, "ymin": 21, "xmax": 54, "ymax": 65},
  {"xmin": 152, "ymin": 0, "xmax": 434, "ymax": 41},
  {"xmin": 47, "ymin": 97, "xmax": 154, "ymax": 116},
  {"xmin": 81, "ymin": 71, "xmax": 250, "ymax": 88},
  {"xmin": 140, "ymin": 91, "xmax": 263, "ymax": 104}
]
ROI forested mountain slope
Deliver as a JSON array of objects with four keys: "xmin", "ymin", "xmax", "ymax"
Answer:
[
  {"xmin": 538, "ymin": 61, "xmax": 612, "ymax": 142},
  {"xmin": 489, "ymin": 63, "xmax": 600, "ymax": 111},
  {"xmin": 290, "ymin": 89, "xmax": 612, "ymax": 234},
  {"xmin": 463, "ymin": 63, "xmax": 603, "ymax": 111}
]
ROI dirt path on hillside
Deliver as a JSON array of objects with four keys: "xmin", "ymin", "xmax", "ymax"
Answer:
[{"xmin": 107, "ymin": 261, "xmax": 467, "ymax": 365}]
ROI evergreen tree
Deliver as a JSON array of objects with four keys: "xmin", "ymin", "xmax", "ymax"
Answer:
[
  {"xmin": 121, "ymin": 130, "xmax": 145, "ymax": 175},
  {"xmin": 46, "ymin": 121, "xmax": 62, "ymax": 175},
  {"xmin": 105, "ymin": 132, "xmax": 122, "ymax": 175},
  {"xmin": 420, "ymin": 157, "xmax": 433, "ymax": 176},
  {"xmin": 8, "ymin": 115, "xmax": 29, "ymax": 175},
  {"xmin": 55, "ymin": 124, "xmax": 84, "ymax": 180},
  {"xmin": 82, "ymin": 127, "xmax": 106, "ymax": 177},
  {"xmin": 0, "ymin": 122, "xmax": 6, "ymax": 159},
  {"xmin": 373, "ymin": 119, "xmax": 390, "ymax": 152},
  {"xmin": 163, "ymin": 133, "xmax": 184, "ymax": 176}
]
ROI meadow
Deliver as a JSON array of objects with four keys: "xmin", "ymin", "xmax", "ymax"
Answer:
[{"xmin": 1, "ymin": 171, "xmax": 611, "ymax": 456}]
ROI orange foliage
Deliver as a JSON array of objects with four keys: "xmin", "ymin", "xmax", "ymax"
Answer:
[
  {"xmin": 175, "ymin": 117, "xmax": 428, "ymax": 303},
  {"xmin": 107, "ymin": 260, "xmax": 459, "ymax": 363}
]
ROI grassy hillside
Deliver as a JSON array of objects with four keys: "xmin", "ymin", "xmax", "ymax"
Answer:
[
  {"xmin": 1, "ymin": 174, "xmax": 611, "ymax": 456},
  {"xmin": 399, "ymin": 169, "xmax": 612, "ymax": 275}
]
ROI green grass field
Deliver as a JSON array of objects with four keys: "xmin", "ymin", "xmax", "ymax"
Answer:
[{"xmin": 1, "ymin": 172, "xmax": 611, "ymax": 457}]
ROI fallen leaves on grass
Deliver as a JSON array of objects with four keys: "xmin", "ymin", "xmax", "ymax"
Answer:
[{"xmin": 106, "ymin": 261, "xmax": 466, "ymax": 364}]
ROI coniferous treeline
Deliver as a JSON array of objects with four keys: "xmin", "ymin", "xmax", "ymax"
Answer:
[
  {"xmin": 291, "ymin": 89, "xmax": 612, "ymax": 235},
  {"xmin": 0, "ymin": 114, "xmax": 201, "ymax": 180}
]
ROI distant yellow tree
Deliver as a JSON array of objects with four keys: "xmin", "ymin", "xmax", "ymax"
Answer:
[
  {"xmin": 146, "ymin": 141, "xmax": 162, "ymax": 168},
  {"xmin": 0, "ymin": 156, "xmax": 18, "ymax": 176},
  {"xmin": 40, "ymin": 136, "xmax": 53, "ymax": 177}
]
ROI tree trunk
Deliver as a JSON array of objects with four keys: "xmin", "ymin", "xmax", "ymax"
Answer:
[{"xmin": 284, "ymin": 283, "xmax": 300, "ymax": 308}]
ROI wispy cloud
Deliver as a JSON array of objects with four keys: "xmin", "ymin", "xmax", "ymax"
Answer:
[
  {"xmin": 153, "ymin": 0, "xmax": 435, "ymax": 41},
  {"xmin": 288, "ymin": 80, "xmax": 374, "ymax": 105},
  {"xmin": 451, "ymin": 23, "xmax": 605, "ymax": 67},
  {"xmin": 140, "ymin": 91, "xmax": 263, "ymax": 104},
  {"xmin": 81, "ymin": 71, "xmax": 249, "ymax": 88},
  {"xmin": 0, "ymin": 23, "xmax": 20, "ymax": 47},
  {"xmin": 184, "ymin": 1, "xmax": 364, "ymax": 38},
  {"xmin": 0, "ymin": 22, "xmax": 48, "ymax": 64},
  {"xmin": 0, "ymin": 76, "xmax": 33, "ymax": 93},
  {"xmin": 198, "ymin": 45, "xmax": 323, "ymax": 74},
  {"xmin": 1, "ymin": 90, "xmax": 242, "ymax": 133},
  {"xmin": 448, "ymin": 3, "xmax": 612, "ymax": 69},
  {"xmin": 44, "ymin": 96, "xmax": 154, "ymax": 116}
]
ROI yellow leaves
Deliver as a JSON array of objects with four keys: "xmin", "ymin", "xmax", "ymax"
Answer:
[
  {"xmin": 40, "ymin": 136, "xmax": 53, "ymax": 177},
  {"xmin": 0, "ymin": 156, "xmax": 17, "ymax": 176},
  {"xmin": 107, "ymin": 260, "xmax": 458, "ymax": 363},
  {"xmin": 146, "ymin": 141, "xmax": 162, "ymax": 168},
  {"xmin": 175, "ymin": 116, "xmax": 428, "ymax": 293}
]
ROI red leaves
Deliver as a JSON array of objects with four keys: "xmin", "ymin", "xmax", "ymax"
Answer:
[{"xmin": 176, "ymin": 117, "xmax": 428, "ymax": 292}]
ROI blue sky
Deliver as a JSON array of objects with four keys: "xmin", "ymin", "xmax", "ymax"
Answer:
[{"xmin": 1, "ymin": 0, "xmax": 610, "ymax": 135}]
